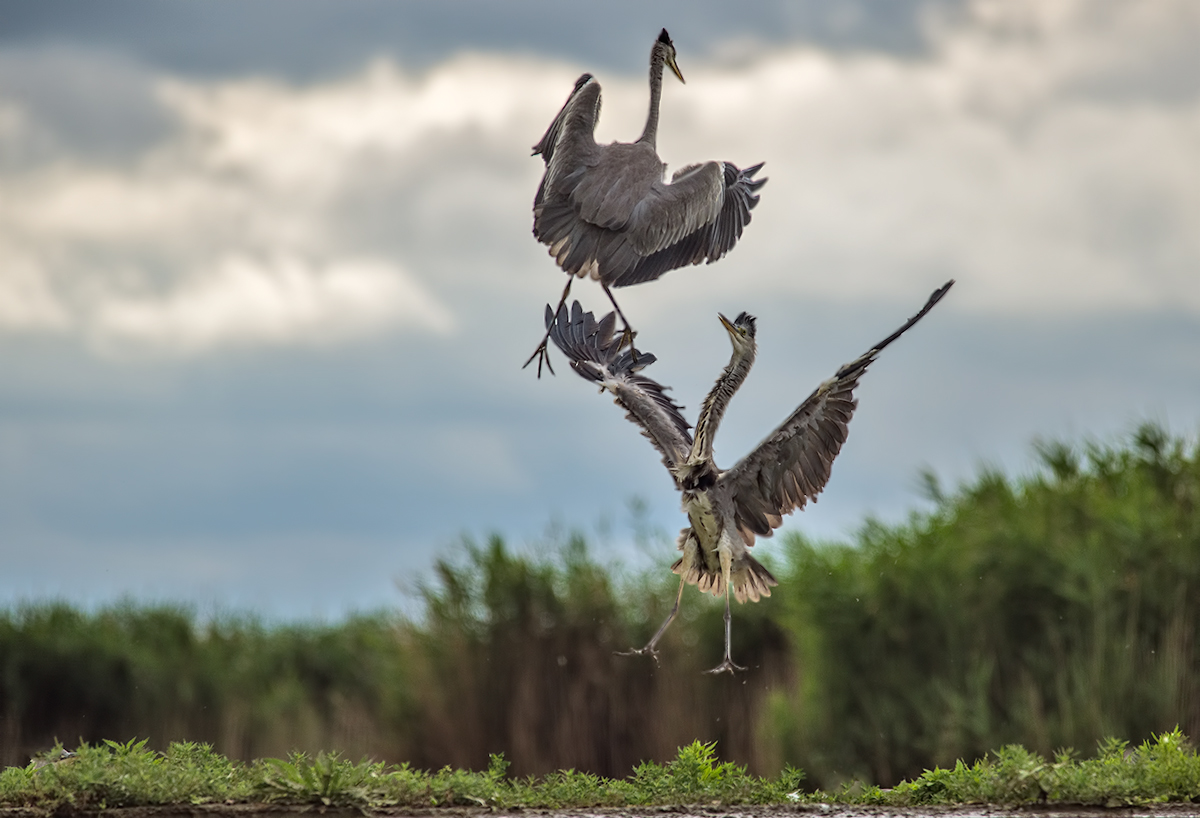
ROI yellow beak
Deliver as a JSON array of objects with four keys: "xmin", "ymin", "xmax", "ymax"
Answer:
[
  {"xmin": 718, "ymin": 313, "xmax": 737, "ymax": 335},
  {"xmin": 667, "ymin": 54, "xmax": 685, "ymax": 84}
]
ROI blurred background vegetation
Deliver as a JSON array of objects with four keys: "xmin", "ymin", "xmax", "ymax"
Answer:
[{"xmin": 1, "ymin": 423, "xmax": 1198, "ymax": 789}]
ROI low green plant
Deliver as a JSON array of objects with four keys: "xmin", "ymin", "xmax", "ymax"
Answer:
[
  {"xmin": 0, "ymin": 738, "xmax": 256, "ymax": 809},
  {"xmin": 9, "ymin": 731, "xmax": 1200, "ymax": 810},
  {"xmin": 872, "ymin": 728, "xmax": 1200, "ymax": 807},
  {"xmin": 258, "ymin": 751, "xmax": 386, "ymax": 808}
]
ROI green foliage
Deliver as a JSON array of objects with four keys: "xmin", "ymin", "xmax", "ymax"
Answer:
[
  {"xmin": 615, "ymin": 740, "xmax": 804, "ymax": 804},
  {"xmin": 0, "ymin": 603, "xmax": 415, "ymax": 767},
  {"xmin": 258, "ymin": 751, "xmax": 387, "ymax": 808},
  {"xmin": 0, "ymin": 739, "xmax": 256, "ymax": 809},
  {"xmin": 2, "ymin": 423, "xmax": 1200, "ymax": 793},
  {"xmin": 8, "ymin": 732, "xmax": 1200, "ymax": 809},
  {"xmin": 0, "ymin": 739, "xmax": 799, "ymax": 809},
  {"xmin": 874, "ymin": 727, "xmax": 1200, "ymax": 807},
  {"xmin": 773, "ymin": 422, "xmax": 1200, "ymax": 786},
  {"xmin": 399, "ymin": 530, "xmax": 788, "ymax": 776}
]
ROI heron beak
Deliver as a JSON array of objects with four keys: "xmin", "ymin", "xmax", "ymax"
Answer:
[
  {"xmin": 667, "ymin": 55, "xmax": 685, "ymax": 84},
  {"xmin": 718, "ymin": 313, "xmax": 737, "ymax": 335}
]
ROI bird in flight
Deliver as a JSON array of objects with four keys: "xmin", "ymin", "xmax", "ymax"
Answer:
[
  {"xmin": 545, "ymin": 280, "xmax": 954, "ymax": 672},
  {"xmin": 527, "ymin": 28, "xmax": 767, "ymax": 376}
]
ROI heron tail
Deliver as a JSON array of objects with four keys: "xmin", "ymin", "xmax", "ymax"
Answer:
[{"xmin": 671, "ymin": 529, "xmax": 778, "ymax": 604}]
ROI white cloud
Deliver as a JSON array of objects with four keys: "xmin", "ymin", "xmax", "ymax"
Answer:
[
  {"xmin": 0, "ymin": 246, "xmax": 69, "ymax": 331},
  {"xmin": 634, "ymin": 0, "xmax": 1200, "ymax": 316},
  {"xmin": 92, "ymin": 255, "xmax": 452, "ymax": 355},
  {"xmin": 155, "ymin": 54, "xmax": 566, "ymax": 192},
  {"xmin": 0, "ymin": 0, "xmax": 1196, "ymax": 359}
]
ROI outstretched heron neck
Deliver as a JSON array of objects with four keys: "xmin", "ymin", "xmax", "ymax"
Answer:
[
  {"xmin": 689, "ymin": 343, "xmax": 756, "ymax": 467},
  {"xmin": 637, "ymin": 48, "xmax": 667, "ymax": 147}
]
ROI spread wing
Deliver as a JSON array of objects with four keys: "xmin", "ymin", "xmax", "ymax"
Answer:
[
  {"xmin": 534, "ymin": 123, "xmax": 766, "ymax": 287},
  {"xmin": 718, "ymin": 281, "xmax": 954, "ymax": 543},
  {"xmin": 611, "ymin": 161, "xmax": 767, "ymax": 287},
  {"xmin": 546, "ymin": 301, "xmax": 693, "ymax": 476},
  {"xmin": 533, "ymin": 76, "xmax": 601, "ymax": 210}
]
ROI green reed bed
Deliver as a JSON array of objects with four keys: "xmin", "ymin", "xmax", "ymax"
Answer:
[{"xmin": 1, "ymin": 424, "xmax": 1198, "ymax": 789}]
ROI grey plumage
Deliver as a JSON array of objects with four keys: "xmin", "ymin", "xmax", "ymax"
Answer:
[
  {"xmin": 526, "ymin": 28, "xmax": 767, "ymax": 376},
  {"xmin": 546, "ymin": 301, "xmax": 691, "ymax": 476},
  {"xmin": 546, "ymin": 280, "xmax": 954, "ymax": 672}
]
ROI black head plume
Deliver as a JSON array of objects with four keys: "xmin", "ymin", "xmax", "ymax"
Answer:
[
  {"xmin": 734, "ymin": 312, "xmax": 757, "ymax": 337},
  {"xmin": 657, "ymin": 28, "xmax": 672, "ymax": 46}
]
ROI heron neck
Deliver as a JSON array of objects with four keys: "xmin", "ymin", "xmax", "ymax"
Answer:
[
  {"xmin": 637, "ymin": 50, "xmax": 665, "ymax": 147},
  {"xmin": 689, "ymin": 343, "xmax": 756, "ymax": 467}
]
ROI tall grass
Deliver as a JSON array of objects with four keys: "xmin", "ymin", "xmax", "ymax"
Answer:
[
  {"xmin": 772, "ymin": 422, "xmax": 1200, "ymax": 785},
  {"xmin": 390, "ymin": 531, "xmax": 790, "ymax": 777},
  {"xmin": 0, "ymin": 604, "xmax": 415, "ymax": 767},
  {"xmin": 2, "ymin": 424, "xmax": 1198, "ymax": 788},
  {"xmin": 0, "ymin": 533, "xmax": 791, "ymax": 777}
]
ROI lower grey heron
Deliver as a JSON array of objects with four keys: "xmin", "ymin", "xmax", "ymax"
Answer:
[
  {"xmin": 526, "ymin": 28, "xmax": 767, "ymax": 376},
  {"xmin": 546, "ymin": 281, "xmax": 953, "ymax": 672}
]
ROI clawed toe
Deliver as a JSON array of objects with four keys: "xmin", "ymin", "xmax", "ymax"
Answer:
[
  {"xmin": 704, "ymin": 657, "xmax": 746, "ymax": 675},
  {"xmin": 615, "ymin": 645, "xmax": 661, "ymax": 666},
  {"xmin": 522, "ymin": 341, "xmax": 555, "ymax": 378}
]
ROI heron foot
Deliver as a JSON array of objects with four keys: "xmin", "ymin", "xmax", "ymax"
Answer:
[
  {"xmin": 615, "ymin": 645, "xmax": 661, "ymax": 666},
  {"xmin": 522, "ymin": 338, "xmax": 555, "ymax": 378},
  {"xmin": 704, "ymin": 657, "xmax": 746, "ymax": 675},
  {"xmin": 618, "ymin": 325, "xmax": 641, "ymax": 366}
]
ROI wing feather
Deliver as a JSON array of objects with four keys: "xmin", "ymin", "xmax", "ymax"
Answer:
[
  {"xmin": 532, "ymin": 85, "xmax": 768, "ymax": 289},
  {"xmin": 533, "ymin": 74, "xmax": 596, "ymax": 163},
  {"xmin": 610, "ymin": 162, "xmax": 768, "ymax": 287},
  {"xmin": 718, "ymin": 281, "xmax": 954, "ymax": 538},
  {"xmin": 546, "ymin": 301, "xmax": 693, "ymax": 475},
  {"xmin": 533, "ymin": 78, "xmax": 602, "ymax": 209}
]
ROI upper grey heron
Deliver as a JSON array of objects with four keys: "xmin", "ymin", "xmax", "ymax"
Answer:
[
  {"xmin": 526, "ymin": 28, "xmax": 768, "ymax": 376},
  {"xmin": 546, "ymin": 280, "xmax": 954, "ymax": 673}
]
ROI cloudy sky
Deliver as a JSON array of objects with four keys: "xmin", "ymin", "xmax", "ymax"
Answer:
[{"xmin": 1, "ymin": 0, "xmax": 1197, "ymax": 618}]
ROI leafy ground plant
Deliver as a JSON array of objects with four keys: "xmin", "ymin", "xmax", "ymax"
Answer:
[
  {"xmin": 4, "ymin": 730, "xmax": 1200, "ymax": 811},
  {"xmin": 839, "ymin": 728, "xmax": 1200, "ymax": 807},
  {"xmin": 0, "ymin": 738, "xmax": 795, "ymax": 810}
]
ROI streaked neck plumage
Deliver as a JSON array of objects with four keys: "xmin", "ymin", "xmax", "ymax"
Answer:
[{"xmin": 685, "ymin": 338, "xmax": 757, "ymax": 477}]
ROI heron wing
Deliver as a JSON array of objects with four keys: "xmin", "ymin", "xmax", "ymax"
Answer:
[
  {"xmin": 533, "ymin": 77, "xmax": 601, "ymax": 209},
  {"xmin": 535, "ymin": 149, "xmax": 766, "ymax": 287},
  {"xmin": 546, "ymin": 301, "xmax": 693, "ymax": 475},
  {"xmin": 533, "ymin": 74, "xmax": 596, "ymax": 163},
  {"xmin": 717, "ymin": 281, "xmax": 954, "ymax": 542},
  {"xmin": 610, "ymin": 161, "xmax": 768, "ymax": 287}
]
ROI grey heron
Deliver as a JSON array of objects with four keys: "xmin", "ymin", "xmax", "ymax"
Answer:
[
  {"xmin": 526, "ymin": 28, "xmax": 768, "ymax": 376},
  {"xmin": 546, "ymin": 280, "xmax": 954, "ymax": 673}
]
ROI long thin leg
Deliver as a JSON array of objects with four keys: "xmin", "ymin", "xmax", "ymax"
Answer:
[
  {"xmin": 523, "ymin": 276, "xmax": 573, "ymax": 377},
  {"xmin": 600, "ymin": 284, "xmax": 637, "ymax": 357},
  {"xmin": 706, "ymin": 548, "xmax": 746, "ymax": 674},
  {"xmin": 617, "ymin": 572, "xmax": 686, "ymax": 665}
]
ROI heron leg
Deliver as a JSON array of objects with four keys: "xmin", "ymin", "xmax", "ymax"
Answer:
[
  {"xmin": 617, "ymin": 571, "xmax": 686, "ymax": 665},
  {"xmin": 522, "ymin": 277, "xmax": 573, "ymax": 377},
  {"xmin": 600, "ymin": 284, "xmax": 638, "ymax": 361},
  {"xmin": 705, "ymin": 546, "xmax": 746, "ymax": 675}
]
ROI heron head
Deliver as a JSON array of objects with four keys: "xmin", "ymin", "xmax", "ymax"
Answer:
[
  {"xmin": 573, "ymin": 73, "xmax": 594, "ymax": 93},
  {"xmin": 657, "ymin": 28, "xmax": 685, "ymax": 84},
  {"xmin": 718, "ymin": 311, "xmax": 757, "ymax": 351}
]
